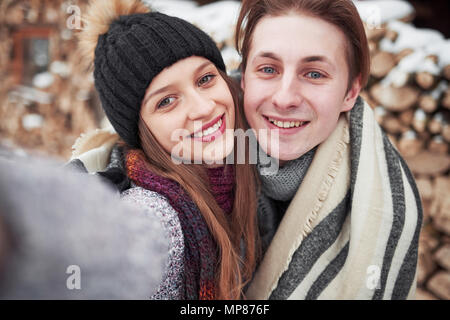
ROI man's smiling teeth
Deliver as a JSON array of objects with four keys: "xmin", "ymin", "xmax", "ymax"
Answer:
[
  {"xmin": 193, "ymin": 118, "xmax": 222, "ymax": 138},
  {"xmin": 268, "ymin": 117, "xmax": 305, "ymax": 128}
]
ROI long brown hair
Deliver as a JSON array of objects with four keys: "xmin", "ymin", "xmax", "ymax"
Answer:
[
  {"xmin": 235, "ymin": 0, "xmax": 371, "ymax": 91},
  {"xmin": 133, "ymin": 69, "xmax": 260, "ymax": 299}
]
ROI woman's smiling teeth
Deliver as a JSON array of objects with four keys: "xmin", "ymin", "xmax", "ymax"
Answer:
[
  {"xmin": 193, "ymin": 117, "xmax": 222, "ymax": 138},
  {"xmin": 268, "ymin": 117, "xmax": 306, "ymax": 128}
]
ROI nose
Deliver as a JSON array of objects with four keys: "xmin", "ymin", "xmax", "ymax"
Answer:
[
  {"xmin": 187, "ymin": 90, "xmax": 216, "ymax": 121},
  {"xmin": 271, "ymin": 71, "xmax": 302, "ymax": 111}
]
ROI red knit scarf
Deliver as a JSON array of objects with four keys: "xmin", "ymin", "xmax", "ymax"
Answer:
[{"xmin": 125, "ymin": 150, "xmax": 234, "ymax": 299}]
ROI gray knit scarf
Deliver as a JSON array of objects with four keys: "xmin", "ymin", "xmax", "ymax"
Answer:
[{"xmin": 257, "ymin": 147, "xmax": 316, "ymax": 254}]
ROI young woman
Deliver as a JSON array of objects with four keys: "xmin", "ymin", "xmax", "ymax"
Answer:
[
  {"xmin": 70, "ymin": 0, "xmax": 259, "ymax": 300},
  {"xmin": 235, "ymin": 0, "xmax": 422, "ymax": 299}
]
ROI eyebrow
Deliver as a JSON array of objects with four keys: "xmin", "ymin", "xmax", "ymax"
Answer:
[
  {"xmin": 142, "ymin": 60, "xmax": 213, "ymax": 107},
  {"xmin": 302, "ymin": 55, "xmax": 332, "ymax": 64},
  {"xmin": 253, "ymin": 51, "xmax": 334, "ymax": 66},
  {"xmin": 254, "ymin": 51, "xmax": 282, "ymax": 62}
]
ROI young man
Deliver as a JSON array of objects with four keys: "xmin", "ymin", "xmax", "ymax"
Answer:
[{"xmin": 236, "ymin": 0, "xmax": 422, "ymax": 299}]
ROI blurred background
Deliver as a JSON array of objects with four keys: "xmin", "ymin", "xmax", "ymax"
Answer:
[{"xmin": 0, "ymin": 0, "xmax": 448, "ymax": 300}]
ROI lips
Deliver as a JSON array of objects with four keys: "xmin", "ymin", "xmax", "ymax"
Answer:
[
  {"xmin": 267, "ymin": 117, "xmax": 307, "ymax": 128},
  {"xmin": 263, "ymin": 115, "xmax": 309, "ymax": 134},
  {"xmin": 190, "ymin": 114, "xmax": 226, "ymax": 142}
]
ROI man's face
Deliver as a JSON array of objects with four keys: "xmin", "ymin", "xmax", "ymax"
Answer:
[{"xmin": 241, "ymin": 13, "xmax": 360, "ymax": 163}]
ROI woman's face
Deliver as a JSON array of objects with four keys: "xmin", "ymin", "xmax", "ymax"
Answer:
[
  {"xmin": 141, "ymin": 56, "xmax": 235, "ymax": 164},
  {"xmin": 241, "ymin": 13, "xmax": 361, "ymax": 163}
]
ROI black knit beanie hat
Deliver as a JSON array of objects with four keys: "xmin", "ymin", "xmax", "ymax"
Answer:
[{"xmin": 93, "ymin": 11, "xmax": 226, "ymax": 148}]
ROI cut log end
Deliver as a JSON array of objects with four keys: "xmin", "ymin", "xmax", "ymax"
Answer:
[
  {"xmin": 370, "ymin": 51, "xmax": 396, "ymax": 78},
  {"xmin": 415, "ymin": 72, "xmax": 436, "ymax": 90},
  {"xmin": 404, "ymin": 151, "xmax": 450, "ymax": 177},
  {"xmin": 370, "ymin": 83, "xmax": 420, "ymax": 112}
]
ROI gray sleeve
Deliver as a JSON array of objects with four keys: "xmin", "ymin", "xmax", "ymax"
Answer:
[
  {"xmin": 121, "ymin": 187, "xmax": 185, "ymax": 300},
  {"xmin": 0, "ymin": 154, "xmax": 168, "ymax": 299}
]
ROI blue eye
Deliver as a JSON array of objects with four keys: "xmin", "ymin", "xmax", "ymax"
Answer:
[
  {"xmin": 198, "ymin": 74, "xmax": 216, "ymax": 86},
  {"xmin": 307, "ymin": 71, "xmax": 323, "ymax": 79},
  {"xmin": 261, "ymin": 67, "xmax": 276, "ymax": 74},
  {"xmin": 158, "ymin": 97, "xmax": 175, "ymax": 108}
]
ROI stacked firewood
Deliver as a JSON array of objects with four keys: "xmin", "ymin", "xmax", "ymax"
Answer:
[
  {"xmin": 359, "ymin": 11, "xmax": 450, "ymax": 301},
  {"xmin": 0, "ymin": 0, "xmax": 100, "ymax": 159}
]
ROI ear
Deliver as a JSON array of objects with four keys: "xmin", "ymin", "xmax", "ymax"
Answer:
[{"xmin": 341, "ymin": 75, "xmax": 362, "ymax": 112}]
